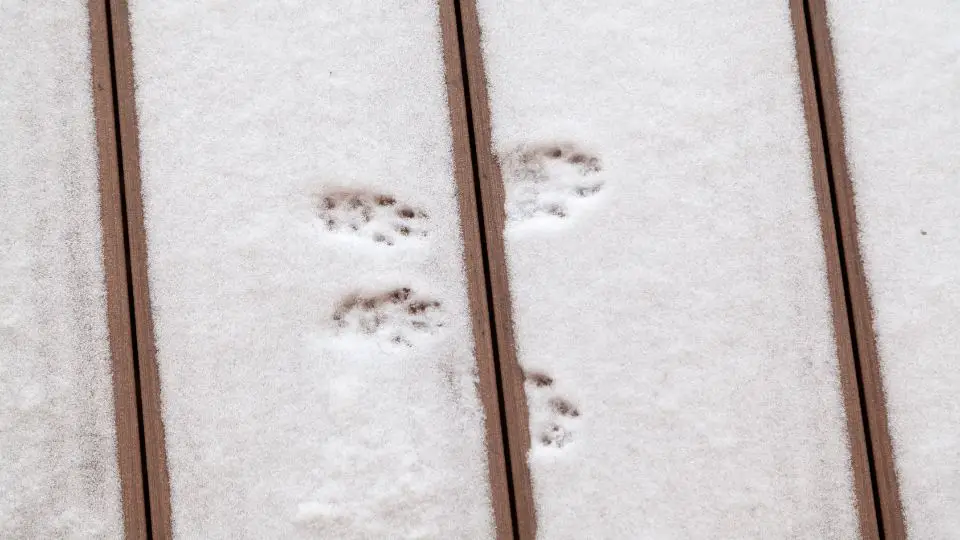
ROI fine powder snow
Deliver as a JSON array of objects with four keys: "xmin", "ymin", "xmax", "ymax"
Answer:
[
  {"xmin": 827, "ymin": 1, "xmax": 960, "ymax": 536},
  {"xmin": 127, "ymin": 1, "xmax": 494, "ymax": 537},
  {"xmin": 476, "ymin": 1, "xmax": 860, "ymax": 537},
  {"xmin": 0, "ymin": 2, "xmax": 123, "ymax": 538}
]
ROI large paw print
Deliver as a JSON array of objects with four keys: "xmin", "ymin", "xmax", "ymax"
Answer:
[
  {"xmin": 500, "ymin": 142, "xmax": 605, "ymax": 223},
  {"xmin": 333, "ymin": 288, "xmax": 444, "ymax": 346},
  {"xmin": 314, "ymin": 190, "xmax": 429, "ymax": 245},
  {"xmin": 525, "ymin": 370, "xmax": 582, "ymax": 450}
]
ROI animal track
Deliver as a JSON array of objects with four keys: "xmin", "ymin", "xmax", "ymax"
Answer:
[
  {"xmin": 500, "ymin": 142, "xmax": 605, "ymax": 223},
  {"xmin": 314, "ymin": 190, "xmax": 429, "ymax": 245},
  {"xmin": 525, "ymin": 370, "xmax": 582, "ymax": 449},
  {"xmin": 526, "ymin": 371, "xmax": 554, "ymax": 388},
  {"xmin": 540, "ymin": 424, "xmax": 572, "ymax": 449},
  {"xmin": 332, "ymin": 288, "xmax": 444, "ymax": 346},
  {"xmin": 548, "ymin": 397, "xmax": 580, "ymax": 418}
]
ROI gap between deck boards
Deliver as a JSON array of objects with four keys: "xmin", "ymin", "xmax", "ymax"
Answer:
[
  {"xmin": 98, "ymin": 0, "xmax": 175, "ymax": 538},
  {"xmin": 440, "ymin": 0, "xmax": 518, "ymax": 538},
  {"xmin": 801, "ymin": 1, "xmax": 906, "ymax": 538},
  {"xmin": 451, "ymin": 1, "xmax": 539, "ymax": 538},
  {"xmin": 88, "ymin": 0, "xmax": 149, "ymax": 537}
]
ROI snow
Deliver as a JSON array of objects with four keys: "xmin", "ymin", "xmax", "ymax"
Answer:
[
  {"xmin": 826, "ymin": 1, "xmax": 960, "ymax": 536},
  {"xmin": 475, "ymin": 0, "xmax": 859, "ymax": 537},
  {"xmin": 0, "ymin": 2, "xmax": 123, "ymax": 537},
  {"xmin": 126, "ymin": 1, "xmax": 494, "ymax": 537}
]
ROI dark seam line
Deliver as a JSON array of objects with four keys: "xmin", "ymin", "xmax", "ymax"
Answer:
[
  {"xmin": 802, "ymin": 1, "xmax": 885, "ymax": 537},
  {"xmin": 103, "ymin": 1, "xmax": 154, "ymax": 537},
  {"xmin": 452, "ymin": 1, "xmax": 521, "ymax": 538}
]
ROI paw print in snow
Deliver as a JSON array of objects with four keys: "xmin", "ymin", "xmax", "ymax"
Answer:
[
  {"xmin": 314, "ymin": 190, "xmax": 429, "ymax": 245},
  {"xmin": 333, "ymin": 287, "xmax": 444, "ymax": 347},
  {"xmin": 525, "ymin": 370, "xmax": 582, "ymax": 450},
  {"xmin": 540, "ymin": 423, "xmax": 573, "ymax": 449},
  {"xmin": 500, "ymin": 142, "xmax": 605, "ymax": 223}
]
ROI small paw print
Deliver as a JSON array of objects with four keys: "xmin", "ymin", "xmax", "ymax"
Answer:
[
  {"xmin": 314, "ymin": 190, "xmax": 429, "ymax": 245},
  {"xmin": 501, "ymin": 142, "xmax": 605, "ymax": 223},
  {"xmin": 333, "ymin": 288, "xmax": 444, "ymax": 346},
  {"xmin": 525, "ymin": 370, "xmax": 583, "ymax": 450}
]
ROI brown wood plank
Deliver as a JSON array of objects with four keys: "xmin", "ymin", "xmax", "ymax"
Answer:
[
  {"xmin": 789, "ymin": 1, "xmax": 881, "ymax": 537},
  {"xmin": 437, "ymin": 1, "xmax": 515, "ymax": 538},
  {"xmin": 455, "ymin": 1, "xmax": 537, "ymax": 537},
  {"xmin": 802, "ymin": 1, "xmax": 906, "ymax": 537},
  {"xmin": 87, "ymin": 1, "xmax": 149, "ymax": 537},
  {"xmin": 105, "ymin": 1, "xmax": 174, "ymax": 537}
]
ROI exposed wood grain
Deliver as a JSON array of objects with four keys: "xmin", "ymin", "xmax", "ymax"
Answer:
[
  {"xmin": 437, "ymin": 1, "xmax": 515, "ymax": 538},
  {"xmin": 455, "ymin": 1, "xmax": 538, "ymax": 537},
  {"xmin": 106, "ymin": 1, "xmax": 174, "ymax": 537},
  {"xmin": 791, "ymin": 4, "xmax": 881, "ymax": 537},
  {"xmin": 789, "ymin": 2, "xmax": 881, "ymax": 537},
  {"xmin": 802, "ymin": 1, "xmax": 906, "ymax": 537},
  {"xmin": 87, "ymin": 1, "xmax": 148, "ymax": 537}
]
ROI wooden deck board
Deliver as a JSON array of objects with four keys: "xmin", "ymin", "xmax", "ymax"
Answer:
[
  {"xmin": 456, "ymin": 1, "xmax": 538, "ymax": 537},
  {"xmin": 789, "ymin": 1, "xmax": 883, "ymax": 537},
  {"xmin": 100, "ymin": 2, "xmax": 515, "ymax": 538},
  {"xmin": 438, "ymin": 1, "xmax": 515, "ymax": 537},
  {"xmin": 804, "ymin": 0, "xmax": 907, "ymax": 537},
  {"xmin": 106, "ymin": 1, "xmax": 175, "ymax": 538},
  {"xmin": 87, "ymin": 1, "xmax": 149, "ymax": 537}
]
